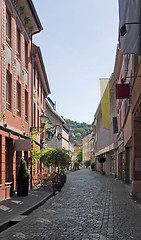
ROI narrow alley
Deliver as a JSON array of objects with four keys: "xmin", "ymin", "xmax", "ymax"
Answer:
[{"xmin": 0, "ymin": 168, "xmax": 141, "ymax": 240}]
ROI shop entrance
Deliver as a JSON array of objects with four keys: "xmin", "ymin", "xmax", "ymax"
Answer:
[{"xmin": 5, "ymin": 137, "xmax": 13, "ymax": 182}]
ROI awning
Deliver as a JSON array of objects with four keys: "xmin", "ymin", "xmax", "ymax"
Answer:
[{"xmin": 119, "ymin": 0, "xmax": 141, "ymax": 54}]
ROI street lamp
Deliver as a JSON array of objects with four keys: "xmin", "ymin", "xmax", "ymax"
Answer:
[
  {"xmin": 30, "ymin": 111, "xmax": 62, "ymax": 142},
  {"xmin": 40, "ymin": 111, "xmax": 49, "ymax": 126},
  {"xmin": 30, "ymin": 111, "xmax": 49, "ymax": 132}
]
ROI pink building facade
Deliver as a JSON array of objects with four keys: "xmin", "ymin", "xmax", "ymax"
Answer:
[
  {"xmin": 0, "ymin": 0, "xmax": 43, "ymax": 201},
  {"xmin": 115, "ymin": 47, "xmax": 133, "ymax": 183}
]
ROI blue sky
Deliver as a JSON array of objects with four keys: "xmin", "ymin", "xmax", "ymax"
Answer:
[{"xmin": 33, "ymin": 0, "xmax": 119, "ymax": 124}]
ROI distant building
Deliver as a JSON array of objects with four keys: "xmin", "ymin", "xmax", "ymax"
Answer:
[
  {"xmin": 45, "ymin": 98, "xmax": 69, "ymax": 151},
  {"xmin": 94, "ymin": 74, "xmax": 117, "ymax": 175},
  {"xmin": 82, "ymin": 134, "xmax": 91, "ymax": 166},
  {"xmin": 69, "ymin": 128, "xmax": 76, "ymax": 170}
]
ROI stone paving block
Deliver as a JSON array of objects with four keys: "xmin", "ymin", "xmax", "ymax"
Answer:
[{"xmin": 0, "ymin": 169, "xmax": 141, "ymax": 239}]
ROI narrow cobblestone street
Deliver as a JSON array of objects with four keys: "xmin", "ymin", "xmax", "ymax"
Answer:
[{"xmin": 0, "ymin": 168, "xmax": 141, "ymax": 240}]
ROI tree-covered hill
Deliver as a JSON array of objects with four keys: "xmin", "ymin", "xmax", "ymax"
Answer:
[{"xmin": 65, "ymin": 119, "xmax": 92, "ymax": 138}]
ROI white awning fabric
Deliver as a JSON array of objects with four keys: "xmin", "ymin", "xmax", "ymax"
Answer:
[{"xmin": 119, "ymin": 0, "xmax": 141, "ymax": 54}]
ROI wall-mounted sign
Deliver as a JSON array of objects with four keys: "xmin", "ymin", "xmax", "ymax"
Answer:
[{"xmin": 14, "ymin": 139, "xmax": 31, "ymax": 151}]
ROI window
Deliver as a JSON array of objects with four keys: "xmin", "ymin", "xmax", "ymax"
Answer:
[
  {"xmin": 43, "ymin": 90, "xmax": 45, "ymax": 107},
  {"xmin": 25, "ymin": 70, "xmax": 28, "ymax": 86},
  {"xmin": 6, "ymin": 44, "xmax": 12, "ymax": 68},
  {"xmin": 34, "ymin": 66, "xmax": 36, "ymax": 87},
  {"xmin": 25, "ymin": 40, "xmax": 28, "ymax": 69},
  {"xmin": 134, "ymin": 54, "xmax": 138, "ymax": 75},
  {"xmin": 5, "ymin": 137, "xmax": 13, "ymax": 182},
  {"xmin": 6, "ymin": 72, "xmax": 12, "ymax": 110},
  {"xmin": 25, "ymin": 90, "xmax": 28, "ymax": 121},
  {"xmin": 33, "ymin": 103, "xmax": 36, "ymax": 127},
  {"xmin": 41, "ymin": 85, "xmax": 43, "ymax": 103},
  {"xmin": 16, "ymin": 82, "xmax": 21, "ymax": 116},
  {"xmin": 6, "ymin": 10, "xmax": 11, "ymax": 44},
  {"xmin": 16, "ymin": 27, "xmax": 21, "ymax": 58},
  {"xmin": 124, "ymin": 54, "xmax": 130, "ymax": 77},
  {"xmin": 0, "ymin": 135, "xmax": 2, "ymax": 184},
  {"xmin": 37, "ymin": 76, "xmax": 39, "ymax": 97},
  {"xmin": 16, "ymin": 58, "xmax": 21, "ymax": 78},
  {"xmin": 129, "ymin": 70, "xmax": 132, "ymax": 104},
  {"xmin": 124, "ymin": 99, "xmax": 129, "ymax": 118},
  {"xmin": 37, "ymin": 109, "xmax": 39, "ymax": 127}
]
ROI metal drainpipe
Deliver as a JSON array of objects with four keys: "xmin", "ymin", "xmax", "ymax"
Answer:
[
  {"xmin": 30, "ymin": 28, "xmax": 42, "ymax": 189},
  {"xmin": 30, "ymin": 34, "xmax": 33, "ymax": 190}
]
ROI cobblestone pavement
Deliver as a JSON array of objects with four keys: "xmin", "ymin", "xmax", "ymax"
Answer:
[{"xmin": 0, "ymin": 168, "xmax": 141, "ymax": 240}]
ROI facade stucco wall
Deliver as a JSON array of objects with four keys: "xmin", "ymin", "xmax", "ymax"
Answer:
[
  {"xmin": 124, "ymin": 108, "xmax": 132, "ymax": 146},
  {"xmin": 82, "ymin": 134, "xmax": 91, "ymax": 162},
  {"xmin": 95, "ymin": 75, "xmax": 117, "ymax": 155},
  {"xmin": 45, "ymin": 104, "xmax": 62, "ymax": 149},
  {"xmin": 95, "ymin": 110, "xmax": 115, "ymax": 154},
  {"xmin": 62, "ymin": 128, "xmax": 69, "ymax": 150}
]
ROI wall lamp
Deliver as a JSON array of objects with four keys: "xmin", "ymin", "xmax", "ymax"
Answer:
[
  {"xmin": 45, "ymin": 124, "xmax": 62, "ymax": 141},
  {"xmin": 30, "ymin": 111, "xmax": 50, "ymax": 132},
  {"xmin": 121, "ymin": 77, "xmax": 126, "ymax": 84},
  {"xmin": 120, "ymin": 75, "xmax": 141, "ymax": 84}
]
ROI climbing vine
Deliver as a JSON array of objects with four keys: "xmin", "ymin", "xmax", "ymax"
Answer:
[{"xmin": 30, "ymin": 123, "xmax": 47, "ymax": 169}]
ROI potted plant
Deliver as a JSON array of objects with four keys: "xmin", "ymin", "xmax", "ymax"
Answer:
[
  {"xmin": 98, "ymin": 156, "xmax": 106, "ymax": 163},
  {"xmin": 84, "ymin": 160, "xmax": 90, "ymax": 168},
  {"xmin": 100, "ymin": 170, "xmax": 105, "ymax": 175},
  {"xmin": 97, "ymin": 156, "xmax": 106, "ymax": 175},
  {"xmin": 17, "ymin": 157, "xmax": 29, "ymax": 196},
  {"xmin": 74, "ymin": 161, "xmax": 79, "ymax": 171}
]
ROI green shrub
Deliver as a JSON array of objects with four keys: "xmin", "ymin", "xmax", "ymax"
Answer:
[
  {"xmin": 98, "ymin": 156, "xmax": 106, "ymax": 163},
  {"xmin": 91, "ymin": 162, "xmax": 95, "ymax": 170},
  {"xmin": 84, "ymin": 160, "xmax": 90, "ymax": 168},
  {"xmin": 17, "ymin": 158, "xmax": 29, "ymax": 186}
]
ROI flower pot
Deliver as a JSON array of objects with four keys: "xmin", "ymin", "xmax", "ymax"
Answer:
[
  {"xmin": 91, "ymin": 163, "xmax": 95, "ymax": 171},
  {"xmin": 17, "ymin": 158, "xmax": 29, "ymax": 196},
  {"xmin": 17, "ymin": 185, "xmax": 29, "ymax": 196},
  {"xmin": 98, "ymin": 157, "xmax": 106, "ymax": 163},
  {"xmin": 48, "ymin": 181, "xmax": 62, "ymax": 192},
  {"xmin": 52, "ymin": 182, "xmax": 62, "ymax": 192}
]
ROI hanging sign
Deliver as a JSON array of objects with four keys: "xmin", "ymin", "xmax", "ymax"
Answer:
[{"xmin": 116, "ymin": 83, "xmax": 130, "ymax": 99}]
